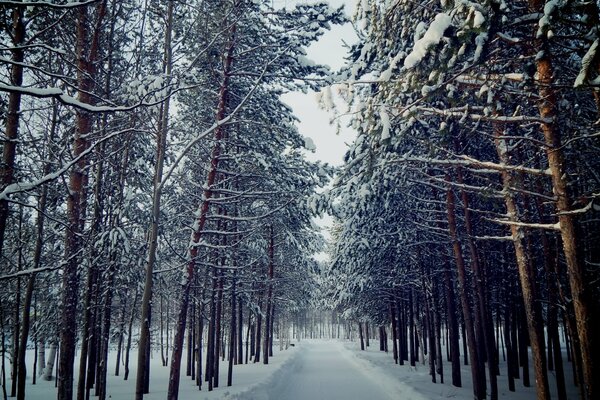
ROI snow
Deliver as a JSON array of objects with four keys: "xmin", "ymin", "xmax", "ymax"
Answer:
[
  {"xmin": 574, "ymin": 39, "xmax": 599, "ymax": 87},
  {"xmin": 18, "ymin": 345, "xmax": 298, "ymax": 400},
  {"xmin": 404, "ymin": 13, "xmax": 453, "ymax": 69},
  {"xmin": 472, "ymin": 10, "xmax": 485, "ymax": 28},
  {"xmin": 380, "ymin": 107, "xmax": 391, "ymax": 141},
  {"xmin": 304, "ymin": 136, "xmax": 317, "ymax": 151},
  {"xmin": 13, "ymin": 335, "xmax": 579, "ymax": 400},
  {"xmin": 250, "ymin": 340, "xmax": 396, "ymax": 400},
  {"xmin": 537, "ymin": 0, "xmax": 561, "ymax": 38},
  {"xmin": 473, "ymin": 32, "xmax": 488, "ymax": 62}
]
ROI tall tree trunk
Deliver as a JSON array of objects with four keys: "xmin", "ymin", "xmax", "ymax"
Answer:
[
  {"xmin": 58, "ymin": 3, "xmax": 106, "ymax": 399},
  {"xmin": 503, "ymin": 292, "xmax": 516, "ymax": 392},
  {"xmin": 445, "ymin": 179, "xmax": 485, "ymax": 400},
  {"xmin": 135, "ymin": 1, "xmax": 173, "ymax": 397},
  {"xmin": 409, "ymin": 290, "xmax": 416, "ymax": 366},
  {"xmin": 114, "ymin": 297, "xmax": 127, "ymax": 377},
  {"xmin": 442, "ymin": 253, "xmax": 461, "ymax": 387},
  {"xmin": 358, "ymin": 322, "xmax": 365, "ymax": 351},
  {"xmin": 494, "ymin": 124, "xmax": 550, "ymax": 400},
  {"xmin": 43, "ymin": 343, "xmax": 57, "ymax": 381},
  {"xmin": 77, "ymin": 152, "xmax": 104, "ymax": 400},
  {"xmin": 16, "ymin": 273, "xmax": 34, "ymax": 400},
  {"xmin": 227, "ymin": 280, "xmax": 236, "ymax": 386},
  {"xmin": 254, "ymin": 298, "xmax": 263, "ymax": 362},
  {"xmin": 237, "ymin": 297, "xmax": 243, "ymax": 365},
  {"xmin": 529, "ymin": 1, "xmax": 598, "ymax": 395},
  {"xmin": 123, "ymin": 289, "xmax": 138, "ymax": 381},
  {"xmin": 213, "ymin": 270, "xmax": 223, "ymax": 388},
  {"xmin": 0, "ymin": 308, "xmax": 7, "ymax": 400},
  {"xmin": 263, "ymin": 227, "xmax": 275, "ymax": 365},
  {"xmin": 11, "ymin": 214, "xmax": 22, "ymax": 398},
  {"xmin": 0, "ymin": 4, "xmax": 25, "ymax": 259},
  {"xmin": 390, "ymin": 300, "xmax": 398, "ymax": 364}
]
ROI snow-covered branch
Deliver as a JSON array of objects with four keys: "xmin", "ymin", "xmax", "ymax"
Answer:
[
  {"xmin": 489, "ymin": 219, "xmax": 561, "ymax": 231},
  {"xmin": 0, "ymin": 127, "xmax": 144, "ymax": 201}
]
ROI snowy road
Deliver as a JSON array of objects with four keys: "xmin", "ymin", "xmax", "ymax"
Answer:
[{"xmin": 260, "ymin": 340, "xmax": 395, "ymax": 400}]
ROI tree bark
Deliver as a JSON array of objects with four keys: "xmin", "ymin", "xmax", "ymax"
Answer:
[
  {"xmin": 263, "ymin": 226, "xmax": 275, "ymax": 365},
  {"xmin": 494, "ymin": 124, "xmax": 550, "ymax": 400},
  {"xmin": 445, "ymin": 179, "xmax": 485, "ymax": 400},
  {"xmin": 529, "ymin": 1, "xmax": 598, "ymax": 394},
  {"xmin": 227, "ymin": 279, "xmax": 236, "ymax": 386},
  {"xmin": 135, "ymin": 1, "xmax": 173, "ymax": 397},
  {"xmin": 442, "ymin": 253, "xmax": 461, "ymax": 387},
  {"xmin": 58, "ymin": 3, "xmax": 106, "ymax": 399},
  {"xmin": 390, "ymin": 300, "xmax": 398, "ymax": 364},
  {"xmin": 455, "ymin": 165, "xmax": 498, "ymax": 399},
  {"xmin": 0, "ymin": 3, "xmax": 25, "ymax": 259}
]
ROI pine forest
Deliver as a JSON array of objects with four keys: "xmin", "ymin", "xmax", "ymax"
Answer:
[{"xmin": 0, "ymin": 1, "xmax": 599, "ymax": 400}]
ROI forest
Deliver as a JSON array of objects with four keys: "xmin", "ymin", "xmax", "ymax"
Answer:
[{"xmin": 1, "ymin": 1, "xmax": 599, "ymax": 400}]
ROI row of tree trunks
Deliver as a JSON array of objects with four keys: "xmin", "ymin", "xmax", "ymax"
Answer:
[
  {"xmin": 455, "ymin": 165, "xmax": 498, "ymax": 400},
  {"xmin": 445, "ymin": 178, "xmax": 486, "ymax": 400},
  {"xmin": 166, "ymin": 8, "xmax": 236, "ymax": 399}
]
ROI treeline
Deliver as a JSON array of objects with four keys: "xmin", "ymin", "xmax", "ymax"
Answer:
[
  {"xmin": 0, "ymin": 1, "xmax": 345, "ymax": 400},
  {"xmin": 326, "ymin": 1, "xmax": 600, "ymax": 400}
]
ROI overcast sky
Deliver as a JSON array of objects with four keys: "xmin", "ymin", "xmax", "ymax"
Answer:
[
  {"xmin": 278, "ymin": 0, "xmax": 359, "ymax": 167},
  {"xmin": 274, "ymin": 0, "xmax": 360, "ymax": 259}
]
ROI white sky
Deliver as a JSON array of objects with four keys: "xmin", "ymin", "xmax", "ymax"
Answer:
[
  {"xmin": 277, "ymin": 0, "xmax": 358, "ymax": 167},
  {"xmin": 275, "ymin": 0, "xmax": 360, "ymax": 260}
]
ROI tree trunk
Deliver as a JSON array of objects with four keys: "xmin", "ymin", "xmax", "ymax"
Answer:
[
  {"xmin": 445, "ymin": 179, "xmax": 485, "ymax": 400},
  {"xmin": 114, "ymin": 298, "xmax": 127, "ymax": 377},
  {"xmin": 227, "ymin": 281, "xmax": 236, "ymax": 386},
  {"xmin": 58, "ymin": 3, "xmax": 106, "ymax": 398},
  {"xmin": 442, "ymin": 253, "xmax": 461, "ymax": 387},
  {"xmin": 213, "ymin": 270, "xmax": 223, "ymax": 388},
  {"xmin": 358, "ymin": 322, "xmax": 365, "ymax": 351},
  {"xmin": 123, "ymin": 289, "xmax": 138, "ymax": 381},
  {"xmin": 409, "ymin": 290, "xmax": 416, "ymax": 366},
  {"xmin": 135, "ymin": 0, "xmax": 173, "ymax": 394},
  {"xmin": 37, "ymin": 341, "xmax": 45, "ymax": 378},
  {"xmin": 390, "ymin": 300, "xmax": 398, "ymax": 364},
  {"xmin": 0, "ymin": 4, "xmax": 25, "ymax": 259},
  {"xmin": 494, "ymin": 125, "xmax": 550, "ymax": 400},
  {"xmin": 0, "ymin": 308, "xmax": 7, "ymax": 400},
  {"xmin": 456, "ymin": 165, "xmax": 498, "ymax": 399},
  {"xmin": 263, "ymin": 227, "xmax": 275, "ymax": 365},
  {"xmin": 11, "ymin": 253, "xmax": 21, "ymax": 398},
  {"xmin": 254, "ymin": 299, "xmax": 263, "ymax": 362},
  {"xmin": 237, "ymin": 297, "xmax": 243, "ymax": 365},
  {"xmin": 43, "ymin": 343, "xmax": 57, "ymax": 381},
  {"xmin": 529, "ymin": 4, "xmax": 598, "ymax": 394},
  {"xmin": 16, "ymin": 273, "xmax": 34, "ymax": 400},
  {"xmin": 503, "ymin": 296, "xmax": 516, "ymax": 392}
]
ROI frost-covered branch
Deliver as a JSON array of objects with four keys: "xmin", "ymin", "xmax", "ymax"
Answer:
[
  {"xmin": 0, "ymin": 127, "xmax": 144, "ymax": 200},
  {"xmin": 489, "ymin": 219, "xmax": 561, "ymax": 231}
]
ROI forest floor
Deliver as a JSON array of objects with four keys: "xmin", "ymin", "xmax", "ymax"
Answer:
[{"xmin": 9, "ymin": 338, "xmax": 580, "ymax": 399}]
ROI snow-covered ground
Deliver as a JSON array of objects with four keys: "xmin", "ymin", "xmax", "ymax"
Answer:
[{"xmin": 8, "ymin": 338, "xmax": 580, "ymax": 399}]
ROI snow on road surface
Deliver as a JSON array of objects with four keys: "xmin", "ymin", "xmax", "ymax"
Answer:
[{"xmin": 237, "ymin": 340, "xmax": 398, "ymax": 400}]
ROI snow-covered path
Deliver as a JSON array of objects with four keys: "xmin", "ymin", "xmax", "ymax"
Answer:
[{"xmin": 261, "ymin": 340, "xmax": 395, "ymax": 400}]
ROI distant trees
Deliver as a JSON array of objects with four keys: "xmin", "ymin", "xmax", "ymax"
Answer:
[{"xmin": 327, "ymin": 1, "xmax": 600, "ymax": 400}]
